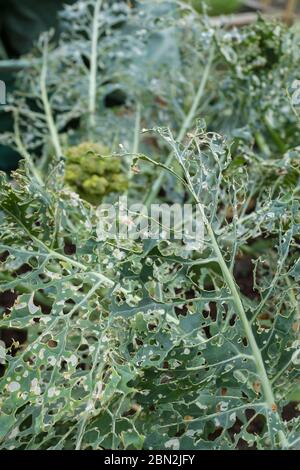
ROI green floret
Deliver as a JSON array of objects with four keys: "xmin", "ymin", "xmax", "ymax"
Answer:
[
  {"xmin": 82, "ymin": 175, "xmax": 109, "ymax": 195},
  {"xmin": 81, "ymin": 155, "xmax": 106, "ymax": 175},
  {"xmin": 109, "ymin": 173, "xmax": 129, "ymax": 192},
  {"xmin": 65, "ymin": 163, "xmax": 82, "ymax": 183},
  {"xmin": 103, "ymin": 157, "xmax": 121, "ymax": 172},
  {"xmin": 65, "ymin": 142, "xmax": 109, "ymax": 160},
  {"xmin": 64, "ymin": 141, "xmax": 129, "ymax": 204}
]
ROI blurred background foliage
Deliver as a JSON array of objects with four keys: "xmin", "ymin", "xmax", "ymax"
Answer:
[
  {"xmin": 0, "ymin": 0, "xmax": 299, "ymax": 171},
  {"xmin": 0, "ymin": 0, "xmax": 75, "ymax": 170}
]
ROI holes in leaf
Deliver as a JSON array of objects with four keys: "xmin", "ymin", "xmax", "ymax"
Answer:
[
  {"xmin": 31, "ymin": 431, "xmax": 49, "ymax": 447},
  {"xmin": 227, "ymin": 417, "xmax": 257, "ymax": 448},
  {"xmin": 245, "ymin": 409, "xmax": 266, "ymax": 436},
  {"xmin": 148, "ymin": 322, "xmax": 157, "ymax": 331},
  {"xmin": 71, "ymin": 383, "xmax": 89, "ymax": 401},
  {"xmin": 27, "ymin": 256, "xmax": 39, "ymax": 269},
  {"xmin": 150, "ymin": 354, "xmax": 160, "ymax": 362},
  {"xmin": 23, "ymin": 350, "xmax": 35, "ymax": 365},
  {"xmin": 15, "ymin": 404, "xmax": 28, "ymax": 420},
  {"xmin": 203, "ymin": 325, "xmax": 212, "ymax": 339},
  {"xmin": 33, "ymin": 290, "xmax": 53, "ymax": 315},
  {"xmin": 38, "ymin": 272, "xmax": 51, "ymax": 284},
  {"xmin": 257, "ymin": 312, "xmax": 273, "ymax": 329},
  {"xmin": 226, "ymin": 403, "xmax": 256, "ymax": 447},
  {"xmin": 47, "ymin": 406, "xmax": 61, "ymax": 416},
  {"xmin": 115, "ymin": 290, "xmax": 126, "ymax": 305},
  {"xmin": 207, "ymin": 426, "xmax": 223, "ymax": 441},
  {"xmin": 123, "ymin": 404, "xmax": 140, "ymax": 417},
  {"xmin": 104, "ymin": 88, "xmax": 127, "ymax": 108},
  {"xmin": 0, "ymin": 250, "xmax": 9, "ymax": 263},
  {"xmin": 15, "ymin": 263, "xmax": 32, "ymax": 276},
  {"xmin": 174, "ymin": 288, "xmax": 196, "ymax": 317},
  {"xmin": 175, "ymin": 426, "xmax": 187, "ymax": 438},
  {"xmin": 14, "ymin": 365, "xmax": 24, "ymax": 374},
  {"xmin": 208, "ymin": 302, "xmax": 217, "ymax": 321},
  {"xmin": 234, "ymin": 256, "xmax": 259, "ymax": 301},
  {"xmin": 160, "ymin": 374, "xmax": 171, "ymax": 384},
  {"xmin": 282, "ymin": 402, "xmax": 300, "ymax": 422},
  {"xmin": 203, "ymin": 309, "xmax": 209, "ymax": 320},
  {"xmin": 127, "ymin": 342, "xmax": 135, "ymax": 354},
  {"xmin": 63, "ymin": 298, "xmax": 76, "ymax": 315},
  {"xmin": 20, "ymin": 414, "xmax": 33, "ymax": 432},
  {"xmin": 0, "ymin": 290, "xmax": 18, "ymax": 312},
  {"xmin": 174, "ymin": 304, "xmax": 188, "ymax": 317},
  {"xmin": 0, "ymin": 327, "xmax": 27, "ymax": 353},
  {"xmin": 237, "ymin": 438, "xmax": 256, "ymax": 450},
  {"xmin": 64, "ymin": 240, "xmax": 77, "ymax": 255}
]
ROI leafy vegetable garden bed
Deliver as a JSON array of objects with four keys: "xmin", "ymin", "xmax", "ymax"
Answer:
[{"xmin": 0, "ymin": 0, "xmax": 299, "ymax": 451}]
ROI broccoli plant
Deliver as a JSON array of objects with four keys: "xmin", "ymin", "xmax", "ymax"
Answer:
[
  {"xmin": 0, "ymin": 124, "xmax": 299, "ymax": 450},
  {"xmin": 0, "ymin": 0, "xmax": 300, "ymax": 452}
]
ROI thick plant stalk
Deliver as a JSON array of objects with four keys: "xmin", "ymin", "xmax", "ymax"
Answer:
[
  {"xmin": 40, "ymin": 41, "xmax": 62, "ymax": 159},
  {"xmin": 89, "ymin": 0, "xmax": 103, "ymax": 129},
  {"xmin": 14, "ymin": 111, "xmax": 44, "ymax": 186},
  {"xmin": 126, "ymin": 102, "xmax": 142, "ymax": 185},
  {"xmin": 132, "ymin": 102, "xmax": 142, "ymax": 156},
  {"xmin": 143, "ymin": 45, "xmax": 215, "ymax": 207}
]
